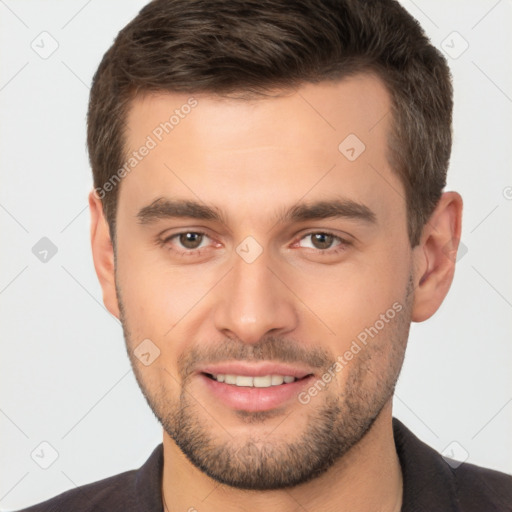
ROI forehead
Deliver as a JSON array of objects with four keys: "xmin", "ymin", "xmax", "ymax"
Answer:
[
  {"xmin": 118, "ymin": 73, "xmax": 402, "ymax": 229},
  {"xmin": 125, "ymin": 73, "xmax": 391, "ymax": 151}
]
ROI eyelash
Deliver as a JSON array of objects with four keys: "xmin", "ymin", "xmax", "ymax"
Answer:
[{"xmin": 158, "ymin": 230, "xmax": 351, "ymax": 257}]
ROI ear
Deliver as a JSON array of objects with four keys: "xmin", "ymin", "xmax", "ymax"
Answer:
[
  {"xmin": 411, "ymin": 191, "xmax": 463, "ymax": 322},
  {"xmin": 88, "ymin": 190, "xmax": 120, "ymax": 319}
]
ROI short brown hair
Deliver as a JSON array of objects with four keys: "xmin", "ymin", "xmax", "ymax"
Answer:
[{"xmin": 87, "ymin": 0, "xmax": 453, "ymax": 247}]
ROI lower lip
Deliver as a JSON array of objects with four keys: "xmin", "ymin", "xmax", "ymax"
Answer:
[{"xmin": 199, "ymin": 373, "xmax": 314, "ymax": 412}]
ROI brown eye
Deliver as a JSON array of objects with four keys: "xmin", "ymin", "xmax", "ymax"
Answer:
[
  {"xmin": 310, "ymin": 233, "xmax": 336, "ymax": 250},
  {"xmin": 178, "ymin": 232, "xmax": 204, "ymax": 249},
  {"xmin": 296, "ymin": 232, "xmax": 348, "ymax": 253},
  {"xmin": 159, "ymin": 230, "xmax": 216, "ymax": 257}
]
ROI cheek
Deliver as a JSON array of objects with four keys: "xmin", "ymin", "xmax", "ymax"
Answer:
[
  {"xmin": 117, "ymin": 244, "xmax": 173, "ymax": 303},
  {"xmin": 291, "ymin": 241, "xmax": 410, "ymax": 346},
  {"xmin": 115, "ymin": 248, "xmax": 218, "ymax": 351}
]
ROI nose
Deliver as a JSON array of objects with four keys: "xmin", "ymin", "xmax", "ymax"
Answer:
[{"xmin": 213, "ymin": 246, "xmax": 298, "ymax": 344}]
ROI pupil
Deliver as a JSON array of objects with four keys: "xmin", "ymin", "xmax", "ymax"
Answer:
[
  {"xmin": 312, "ymin": 233, "xmax": 333, "ymax": 249},
  {"xmin": 180, "ymin": 232, "xmax": 202, "ymax": 249}
]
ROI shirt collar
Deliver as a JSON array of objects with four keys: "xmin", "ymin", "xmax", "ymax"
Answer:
[{"xmin": 393, "ymin": 417, "xmax": 461, "ymax": 511}]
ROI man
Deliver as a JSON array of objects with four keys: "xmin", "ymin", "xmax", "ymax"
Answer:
[{"xmin": 15, "ymin": 0, "xmax": 512, "ymax": 511}]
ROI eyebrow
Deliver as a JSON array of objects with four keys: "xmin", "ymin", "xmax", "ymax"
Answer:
[{"xmin": 136, "ymin": 197, "xmax": 377, "ymax": 226}]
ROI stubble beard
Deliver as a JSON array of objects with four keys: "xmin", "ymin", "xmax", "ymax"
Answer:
[{"xmin": 117, "ymin": 276, "xmax": 413, "ymax": 490}]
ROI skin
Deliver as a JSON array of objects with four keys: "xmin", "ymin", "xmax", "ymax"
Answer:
[{"xmin": 89, "ymin": 73, "xmax": 462, "ymax": 512}]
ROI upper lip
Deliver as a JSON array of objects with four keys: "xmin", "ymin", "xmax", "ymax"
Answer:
[{"xmin": 197, "ymin": 362, "xmax": 315, "ymax": 379}]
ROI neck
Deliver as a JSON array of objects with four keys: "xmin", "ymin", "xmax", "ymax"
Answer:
[{"xmin": 161, "ymin": 400, "xmax": 402, "ymax": 512}]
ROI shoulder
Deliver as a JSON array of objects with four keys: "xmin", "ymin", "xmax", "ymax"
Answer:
[
  {"xmin": 12, "ymin": 469, "xmax": 138, "ymax": 512},
  {"xmin": 12, "ymin": 444, "xmax": 164, "ymax": 512},
  {"xmin": 451, "ymin": 459, "xmax": 512, "ymax": 511},
  {"xmin": 392, "ymin": 417, "xmax": 512, "ymax": 512}
]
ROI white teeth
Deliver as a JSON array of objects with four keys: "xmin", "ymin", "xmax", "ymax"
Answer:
[
  {"xmin": 253, "ymin": 376, "xmax": 272, "ymax": 387},
  {"xmin": 271, "ymin": 375, "xmax": 284, "ymax": 385},
  {"xmin": 210, "ymin": 374, "xmax": 299, "ymax": 387},
  {"xmin": 236, "ymin": 375, "xmax": 253, "ymax": 387}
]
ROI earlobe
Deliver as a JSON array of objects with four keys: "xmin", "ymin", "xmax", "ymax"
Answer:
[
  {"xmin": 411, "ymin": 191, "xmax": 463, "ymax": 322},
  {"xmin": 88, "ymin": 191, "xmax": 120, "ymax": 319}
]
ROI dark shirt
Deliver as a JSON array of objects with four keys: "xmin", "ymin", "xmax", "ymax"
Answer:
[{"xmin": 13, "ymin": 418, "xmax": 512, "ymax": 511}]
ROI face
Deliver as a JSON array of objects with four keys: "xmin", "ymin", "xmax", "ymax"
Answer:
[{"xmin": 112, "ymin": 74, "xmax": 415, "ymax": 490}]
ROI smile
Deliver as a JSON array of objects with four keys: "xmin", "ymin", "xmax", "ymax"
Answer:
[
  {"xmin": 204, "ymin": 373, "xmax": 304, "ymax": 387},
  {"xmin": 199, "ymin": 371, "xmax": 315, "ymax": 411}
]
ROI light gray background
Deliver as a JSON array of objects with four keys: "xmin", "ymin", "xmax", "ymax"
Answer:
[{"xmin": 1, "ymin": 0, "xmax": 511, "ymax": 509}]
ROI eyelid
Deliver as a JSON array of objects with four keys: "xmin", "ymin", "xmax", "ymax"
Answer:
[
  {"xmin": 293, "ymin": 230, "xmax": 352, "ymax": 250},
  {"xmin": 159, "ymin": 229, "xmax": 352, "ymax": 255},
  {"xmin": 161, "ymin": 230, "xmax": 214, "ymax": 249}
]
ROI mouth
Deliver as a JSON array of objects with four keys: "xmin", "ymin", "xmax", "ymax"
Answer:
[
  {"xmin": 202, "ymin": 372, "xmax": 312, "ymax": 387},
  {"xmin": 196, "ymin": 364, "xmax": 316, "ymax": 412}
]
